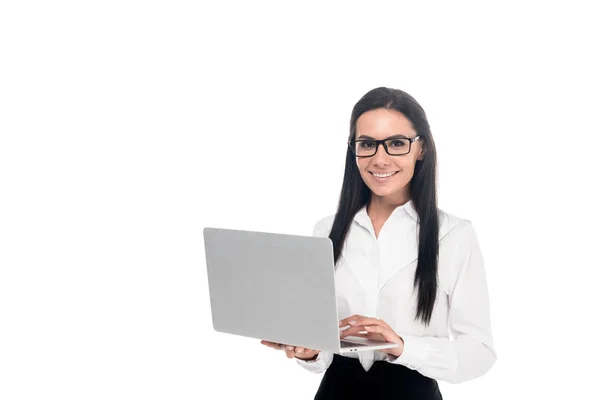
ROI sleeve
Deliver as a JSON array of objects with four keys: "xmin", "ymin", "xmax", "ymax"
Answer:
[
  {"xmin": 386, "ymin": 221, "xmax": 497, "ymax": 383},
  {"xmin": 295, "ymin": 350, "xmax": 334, "ymax": 373},
  {"xmin": 295, "ymin": 217, "xmax": 336, "ymax": 374}
]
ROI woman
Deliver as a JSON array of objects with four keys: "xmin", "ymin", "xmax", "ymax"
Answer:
[{"xmin": 262, "ymin": 87, "xmax": 496, "ymax": 399}]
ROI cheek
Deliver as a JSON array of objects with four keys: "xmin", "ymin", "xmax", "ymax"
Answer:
[
  {"xmin": 394, "ymin": 158, "xmax": 416, "ymax": 172},
  {"xmin": 356, "ymin": 160, "xmax": 373, "ymax": 182},
  {"xmin": 395, "ymin": 160, "xmax": 419, "ymax": 181}
]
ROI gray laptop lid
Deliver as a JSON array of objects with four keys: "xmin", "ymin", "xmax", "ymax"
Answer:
[{"xmin": 203, "ymin": 227, "xmax": 341, "ymax": 352}]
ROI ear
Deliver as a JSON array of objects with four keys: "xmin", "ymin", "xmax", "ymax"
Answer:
[{"xmin": 417, "ymin": 146, "xmax": 426, "ymax": 161}]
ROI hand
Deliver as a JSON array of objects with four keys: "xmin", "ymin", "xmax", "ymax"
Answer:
[
  {"xmin": 339, "ymin": 315, "xmax": 404, "ymax": 357},
  {"xmin": 260, "ymin": 340, "xmax": 321, "ymax": 361}
]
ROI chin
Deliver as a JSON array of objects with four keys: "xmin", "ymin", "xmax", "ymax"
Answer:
[
  {"xmin": 371, "ymin": 187, "xmax": 402, "ymax": 197},
  {"xmin": 361, "ymin": 175, "xmax": 407, "ymax": 196}
]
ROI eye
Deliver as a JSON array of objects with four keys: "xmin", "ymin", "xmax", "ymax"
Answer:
[
  {"xmin": 389, "ymin": 139, "xmax": 407, "ymax": 147},
  {"xmin": 359, "ymin": 140, "xmax": 376, "ymax": 148}
]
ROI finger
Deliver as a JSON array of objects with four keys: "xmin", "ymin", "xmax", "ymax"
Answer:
[
  {"xmin": 339, "ymin": 314, "xmax": 366, "ymax": 327},
  {"xmin": 285, "ymin": 348, "xmax": 296, "ymax": 358},
  {"xmin": 364, "ymin": 325, "xmax": 401, "ymax": 343},
  {"xmin": 364, "ymin": 325, "xmax": 384, "ymax": 334},
  {"xmin": 340, "ymin": 328, "xmax": 388, "ymax": 344},
  {"xmin": 339, "ymin": 326, "xmax": 370, "ymax": 338},
  {"xmin": 351, "ymin": 317, "xmax": 388, "ymax": 328},
  {"xmin": 260, "ymin": 340, "xmax": 280, "ymax": 349},
  {"xmin": 296, "ymin": 349, "xmax": 320, "ymax": 360},
  {"xmin": 340, "ymin": 324, "xmax": 395, "ymax": 339},
  {"xmin": 365, "ymin": 333, "xmax": 387, "ymax": 342},
  {"xmin": 339, "ymin": 316, "xmax": 390, "ymax": 330},
  {"xmin": 347, "ymin": 331, "xmax": 386, "ymax": 340},
  {"xmin": 296, "ymin": 347, "xmax": 318, "ymax": 355},
  {"xmin": 341, "ymin": 330, "xmax": 372, "ymax": 338},
  {"xmin": 285, "ymin": 345, "xmax": 297, "ymax": 357}
]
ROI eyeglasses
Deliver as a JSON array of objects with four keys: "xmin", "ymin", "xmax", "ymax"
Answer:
[{"xmin": 348, "ymin": 136, "xmax": 421, "ymax": 157}]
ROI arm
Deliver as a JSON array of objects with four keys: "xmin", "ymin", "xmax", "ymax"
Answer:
[
  {"xmin": 387, "ymin": 221, "xmax": 497, "ymax": 383},
  {"xmin": 296, "ymin": 216, "xmax": 336, "ymax": 374}
]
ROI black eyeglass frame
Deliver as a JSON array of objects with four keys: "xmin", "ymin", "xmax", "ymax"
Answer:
[{"xmin": 348, "ymin": 136, "xmax": 421, "ymax": 157}]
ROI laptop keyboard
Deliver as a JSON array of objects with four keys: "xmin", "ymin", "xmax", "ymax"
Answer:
[{"xmin": 340, "ymin": 340, "xmax": 369, "ymax": 348}]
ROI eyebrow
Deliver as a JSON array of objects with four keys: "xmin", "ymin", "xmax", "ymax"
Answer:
[{"xmin": 356, "ymin": 134, "xmax": 413, "ymax": 140}]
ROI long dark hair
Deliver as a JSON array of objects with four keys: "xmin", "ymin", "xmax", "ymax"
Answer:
[{"xmin": 329, "ymin": 87, "xmax": 439, "ymax": 326}]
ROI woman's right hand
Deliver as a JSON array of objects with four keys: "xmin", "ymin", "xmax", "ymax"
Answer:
[{"xmin": 260, "ymin": 340, "xmax": 320, "ymax": 360}]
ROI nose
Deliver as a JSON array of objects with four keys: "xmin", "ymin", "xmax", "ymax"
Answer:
[{"xmin": 371, "ymin": 143, "xmax": 391, "ymax": 166}]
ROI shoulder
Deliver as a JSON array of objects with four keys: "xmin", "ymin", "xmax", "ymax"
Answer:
[
  {"xmin": 437, "ymin": 208, "xmax": 484, "ymax": 293},
  {"xmin": 437, "ymin": 207, "xmax": 478, "ymax": 243},
  {"xmin": 312, "ymin": 214, "xmax": 336, "ymax": 237}
]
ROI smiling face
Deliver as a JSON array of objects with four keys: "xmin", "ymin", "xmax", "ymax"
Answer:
[{"xmin": 354, "ymin": 108, "xmax": 425, "ymax": 204}]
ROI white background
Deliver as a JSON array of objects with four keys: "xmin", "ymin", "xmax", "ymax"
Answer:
[{"xmin": 1, "ymin": 1, "xmax": 599, "ymax": 399}]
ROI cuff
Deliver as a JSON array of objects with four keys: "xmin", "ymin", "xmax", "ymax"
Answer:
[
  {"xmin": 296, "ymin": 351, "xmax": 321, "ymax": 364},
  {"xmin": 295, "ymin": 351, "xmax": 328, "ymax": 374},
  {"xmin": 387, "ymin": 334, "xmax": 431, "ymax": 370}
]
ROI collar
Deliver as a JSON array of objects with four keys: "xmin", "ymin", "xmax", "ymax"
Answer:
[{"xmin": 353, "ymin": 199, "xmax": 419, "ymax": 231}]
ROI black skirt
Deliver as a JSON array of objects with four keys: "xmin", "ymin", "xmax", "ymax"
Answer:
[{"xmin": 314, "ymin": 354, "xmax": 443, "ymax": 400}]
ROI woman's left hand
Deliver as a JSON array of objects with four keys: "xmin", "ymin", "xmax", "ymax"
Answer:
[{"xmin": 339, "ymin": 315, "xmax": 404, "ymax": 357}]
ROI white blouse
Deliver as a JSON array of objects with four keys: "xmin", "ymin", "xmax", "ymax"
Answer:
[{"xmin": 296, "ymin": 200, "xmax": 497, "ymax": 384}]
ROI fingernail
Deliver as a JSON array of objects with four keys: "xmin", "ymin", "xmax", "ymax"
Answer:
[
  {"xmin": 339, "ymin": 321, "xmax": 343, "ymax": 327},
  {"xmin": 349, "ymin": 320, "xmax": 357, "ymax": 325},
  {"xmin": 287, "ymin": 346, "xmax": 293, "ymax": 350},
  {"xmin": 365, "ymin": 326, "xmax": 371, "ymax": 330}
]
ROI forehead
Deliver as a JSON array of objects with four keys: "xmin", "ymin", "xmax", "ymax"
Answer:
[{"xmin": 355, "ymin": 108, "xmax": 415, "ymax": 139}]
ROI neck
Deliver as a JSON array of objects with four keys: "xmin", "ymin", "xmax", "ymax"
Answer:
[{"xmin": 367, "ymin": 190, "xmax": 411, "ymax": 221}]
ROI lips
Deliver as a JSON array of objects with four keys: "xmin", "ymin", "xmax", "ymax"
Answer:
[
  {"xmin": 369, "ymin": 171, "xmax": 398, "ymax": 178},
  {"xmin": 369, "ymin": 171, "xmax": 399, "ymax": 183}
]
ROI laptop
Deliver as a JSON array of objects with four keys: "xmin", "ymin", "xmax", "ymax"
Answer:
[{"xmin": 202, "ymin": 227, "xmax": 399, "ymax": 354}]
